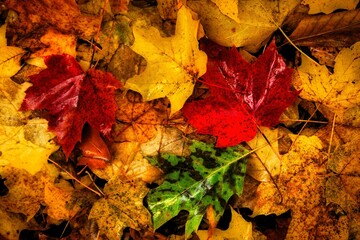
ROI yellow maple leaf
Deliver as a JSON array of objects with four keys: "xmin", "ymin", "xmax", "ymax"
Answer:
[
  {"xmin": 297, "ymin": 41, "xmax": 360, "ymax": 115},
  {"xmin": 89, "ymin": 177, "xmax": 152, "ymax": 240},
  {"xmin": 0, "ymin": 78, "xmax": 58, "ymax": 175},
  {"xmin": 301, "ymin": 0, "xmax": 359, "ymax": 14},
  {"xmin": 0, "ymin": 165, "xmax": 87, "ymax": 224},
  {"xmin": 124, "ymin": 6, "xmax": 207, "ymax": 116},
  {"xmin": 188, "ymin": 0, "xmax": 299, "ymax": 52},
  {"xmin": 196, "ymin": 207, "xmax": 252, "ymax": 240}
]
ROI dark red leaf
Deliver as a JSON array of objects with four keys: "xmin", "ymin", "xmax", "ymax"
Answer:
[
  {"xmin": 21, "ymin": 54, "xmax": 121, "ymax": 157},
  {"xmin": 183, "ymin": 40, "xmax": 299, "ymax": 147}
]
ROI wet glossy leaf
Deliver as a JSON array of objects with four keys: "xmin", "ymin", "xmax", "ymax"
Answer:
[
  {"xmin": 147, "ymin": 141, "xmax": 248, "ymax": 238},
  {"xmin": 183, "ymin": 40, "xmax": 299, "ymax": 147},
  {"xmin": 21, "ymin": 54, "xmax": 121, "ymax": 157}
]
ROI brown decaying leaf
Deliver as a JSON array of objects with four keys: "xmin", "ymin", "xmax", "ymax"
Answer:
[
  {"xmin": 113, "ymin": 91, "xmax": 170, "ymax": 143},
  {"xmin": 289, "ymin": 8, "xmax": 360, "ymax": 47},
  {"xmin": 5, "ymin": 0, "xmax": 101, "ymax": 40}
]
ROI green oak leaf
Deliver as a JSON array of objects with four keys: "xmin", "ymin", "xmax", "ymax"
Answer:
[{"xmin": 147, "ymin": 141, "xmax": 248, "ymax": 239}]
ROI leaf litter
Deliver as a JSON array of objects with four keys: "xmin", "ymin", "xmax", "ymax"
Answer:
[{"xmin": 0, "ymin": 0, "xmax": 359, "ymax": 239}]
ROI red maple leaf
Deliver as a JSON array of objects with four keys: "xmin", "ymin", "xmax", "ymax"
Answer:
[
  {"xmin": 182, "ymin": 40, "xmax": 300, "ymax": 147},
  {"xmin": 21, "ymin": 54, "xmax": 121, "ymax": 157}
]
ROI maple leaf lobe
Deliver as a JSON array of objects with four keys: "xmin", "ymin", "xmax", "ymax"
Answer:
[{"xmin": 21, "ymin": 54, "xmax": 121, "ymax": 157}]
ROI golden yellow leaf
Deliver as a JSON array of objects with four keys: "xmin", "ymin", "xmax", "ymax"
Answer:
[
  {"xmin": 124, "ymin": 6, "xmax": 207, "ymax": 116},
  {"xmin": 93, "ymin": 141, "xmax": 162, "ymax": 183},
  {"xmin": 89, "ymin": 178, "xmax": 152, "ymax": 240},
  {"xmin": 0, "ymin": 165, "xmax": 58, "ymax": 220},
  {"xmin": 0, "ymin": 46, "xmax": 26, "ymax": 78},
  {"xmin": 188, "ymin": 0, "xmax": 299, "ymax": 52},
  {"xmin": 0, "ymin": 165, "xmax": 89, "ymax": 224},
  {"xmin": 297, "ymin": 42, "xmax": 360, "ymax": 115},
  {"xmin": 0, "ymin": 78, "xmax": 59, "ymax": 175},
  {"xmin": 44, "ymin": 180, "xmax": 82, "ymax": 221},
  {"xmin": 246, "ymin": 127, "xmax": 280, "ymax": 182},
  {"xmin": 301, "ymin": 0, "xmax": 359, "ymax": 14},
  {"xmin": 239, "ymin": 134, "xmax": 353, "ymax": 239},
  {"xmin": 210, "ymin": 0, "xmax": 240, "ymax": 23},
  {"xmin": 196, "ymin": 207, "xmax": 252, "ymax": 240}
]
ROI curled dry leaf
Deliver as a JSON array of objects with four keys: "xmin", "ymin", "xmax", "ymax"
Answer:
[
  {"xmin": 289, "ymin": 9, "xmax": 360, "ymax": 47},
  {"xmin": 77, "ymin": 125, "xmax": 111, "ymax": 170}
]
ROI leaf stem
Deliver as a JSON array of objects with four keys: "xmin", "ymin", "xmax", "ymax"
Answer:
[{"xmin": 48, "ymin": 158, "xmax": 104, "ymax": 197}]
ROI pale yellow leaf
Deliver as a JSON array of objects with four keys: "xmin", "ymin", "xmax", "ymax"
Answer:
[
  {"xmin": 301, "ymin": 0, "xmax": 359, "ymax": 14},
  {"xmin": 188, "ymin": 0, "xmax": 300, "ymax": 52},
  {"xmin": 0, "ymin": 78, "xmax": 59, "ymax": 175},
  {"xmin": 210, "ymin": 0, "xmax": 241, "ymax": 23},
  {"xmin": 297, "ymin": 41, "xmax": 360, "ymax": 115},
  {"xmin": 141, "ymin": 126, "xmax": 190, "ymax": 157},
  {"xmin": 246, "ymin": 127, "xmax": 280, "ymax": 182},
  {"xmin": 197, "ymin": 207, "xmax": 252, "ymax": 240},
  {"xmin": 0, "ymin": 46, "xmax": 26, "ymax": 77},
  {"xmin": 124, "ymin": 6, "xmax": 207, "ymax": 115}
]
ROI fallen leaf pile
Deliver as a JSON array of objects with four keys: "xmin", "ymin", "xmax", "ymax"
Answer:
[{"xmin": 0, "ymin": 0, "xmax": 359, "ymax": 239}]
